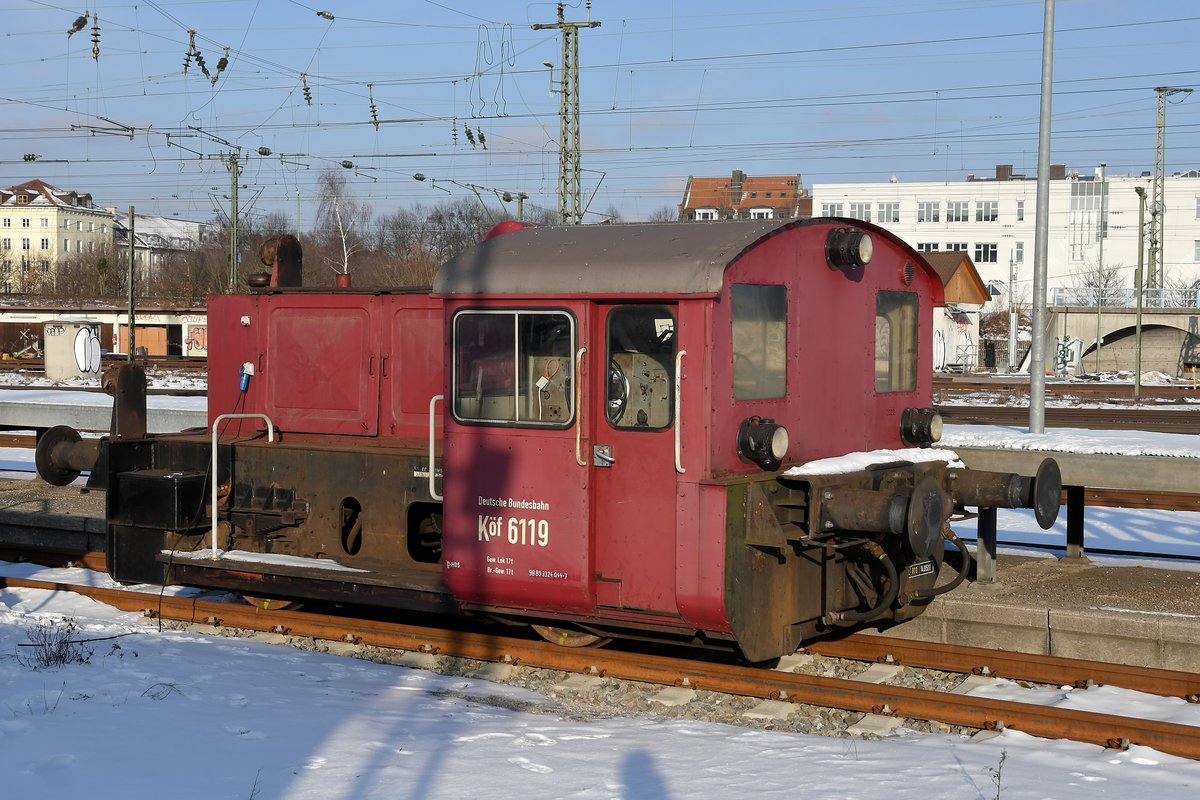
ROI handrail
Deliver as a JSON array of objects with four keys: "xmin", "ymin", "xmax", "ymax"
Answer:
[
  {"xmin": 210, "ymin": 413, "xmax": 276, "ymax": 559},
  {"xmin": 674, "ymin": 349, "xmax": 686, "ymax": 474},
  {"xmin": 428, "ymin": 395, "xmax": 443, "ymax": 501},
  {"xmin": 574, "ymin": 347, "xmax": 587, "ymax": 467}
]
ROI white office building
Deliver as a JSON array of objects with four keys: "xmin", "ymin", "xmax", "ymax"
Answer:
[{"xmin": 813, "ymin": 164, "xmax": 1200, "ymax": 311}]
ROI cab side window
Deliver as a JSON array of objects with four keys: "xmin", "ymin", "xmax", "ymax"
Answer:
[
  {"xmin": 606, "ymin": 306, "xmax": 675, "ymax": 429},
  {"xmin": 875, "ymin": 291, "xmax": 918, "ymax": 392},
  {"xmin": 731, "ymin": 284, "xmax": 787, "ymax": 400},
  {"xmin": 453, "ymin": 310, "xmax": 574, "ymax": 426}
]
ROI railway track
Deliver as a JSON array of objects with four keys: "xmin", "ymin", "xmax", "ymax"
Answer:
[
  {"xmin": 934, "ymin": 378, "xmax": 1200, "ymax": 404},
  {"xmin": 937, "ymin": 404, "xmax": 1200, "ymax": 433},
  {"xmin": 0, "ymin": 383, "xmax": 206, "ymax": 398},
  {"xmin": 0, "ymin": 356, "xmax": 206, "ymax": 373},
  {"xmin": 2, "ymin": 570, "xmax": 1198, "ymax": 759}
]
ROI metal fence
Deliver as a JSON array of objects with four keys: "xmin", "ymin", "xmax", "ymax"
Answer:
[{"xmin": 1051, "ymin": 285, "xmax": 1200, "ymax": 308}]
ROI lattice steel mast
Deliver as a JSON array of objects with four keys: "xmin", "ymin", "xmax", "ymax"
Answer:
[
  {"xmin": 1148, "ymin": 86, "xmax": 1192, "ymax": 294},
  {"xmin": 533, "ymin": 3, "xmax": 600, "ymax": 225}
]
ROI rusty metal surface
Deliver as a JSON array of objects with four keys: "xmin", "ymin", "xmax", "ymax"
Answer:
[
  {"xmin": 6, "ymin": 574, "xmax": 1200, "ymax": 761},
  {"xmin": 807, "ymin": 634, "xmax": 1200, "ymax": 700}
]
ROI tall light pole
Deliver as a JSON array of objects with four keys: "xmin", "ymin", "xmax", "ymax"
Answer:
[
  {"xmin": 1093, "ymin": 162, "xmax": 1106, "ymax": 373},
  {"xmin": 1008, "ymin": 254, "xmax": 1017, "ymax": 372},
  {"xmin": 1029, "ymin": 0, "xmax": 1055, "ymax": 435},
  {"xmin": 1134, "ymin": 186, "xmax": 1147, "ymax": 401}
]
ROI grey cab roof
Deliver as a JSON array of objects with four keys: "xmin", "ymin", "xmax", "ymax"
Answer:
[{"xmin": 433, "ymin": 219, "xmax": 798, "ymax": 297}]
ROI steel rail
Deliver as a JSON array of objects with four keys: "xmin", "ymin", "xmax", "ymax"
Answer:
[
  {"xmin": 0, "ymin": 383, "xmax": 205, "ymax": 397},
  {"xmin": 4, "ymin": 575, "xmax": 1200, "ymax": 760},
  {"xmin": 806, "ymin": 635, "xmax": 1200, "ymax": 700},
  {"xmin": 0, "ymin": 357, "xmax": 207, "ymax": 372},
  {"xmin": 933, "ymin": 379, "xmax": 1198, "ymax": 403},
  {"xmin": 937, "ymin": 405, "xmax": 1200, "ymax": 434}
]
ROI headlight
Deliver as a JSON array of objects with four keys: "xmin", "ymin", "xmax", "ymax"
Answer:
[
  {"xmin": 825, "ymin": 228, "xmax": 873, "ymax": 271},
  {"xmin": 900, "ymin": 407, "xmax": 943, "ymax": 447},
  {"xmin": 737, "ymin": 416, "xmax": 789, "ymax": 470}
]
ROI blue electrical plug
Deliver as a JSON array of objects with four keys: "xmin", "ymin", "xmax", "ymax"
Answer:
[{"xmin": 239, "ymin": 362, "xmax": 254, "ymax": 392}]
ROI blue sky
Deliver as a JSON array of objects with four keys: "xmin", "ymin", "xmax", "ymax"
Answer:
[{"xmin": 2, "ymin": 0, "xmax": 1198, "ymax": 226}]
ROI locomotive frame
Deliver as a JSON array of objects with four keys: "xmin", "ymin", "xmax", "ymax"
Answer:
[{"xmin": 100, "ymin": 219, "xmax": 1059, "ymax": 662}]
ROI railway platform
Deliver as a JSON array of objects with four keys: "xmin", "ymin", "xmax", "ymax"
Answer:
[
  {"xmin": 873, "ymin": 552, "xmax": 1200, "ymax": 673},
  {"xmin": 0, "ymin": 477, "xmax": 1197, "ymax": 672}
]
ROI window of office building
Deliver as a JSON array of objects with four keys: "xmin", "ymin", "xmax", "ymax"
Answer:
[
  {"xmin": 1015, "ymin": 241, "xmax": 1025, "ymax": 263},
  {"xmin": 821, "ymin": 202, "xmax": 843, "ymax": 217},
  {"xmin": 916, "ymin": 243, "xmax": 939, "ymax": 253},
  {"xmin": 917, "ymin": 202, "xmax": 940, "ymax": 223},
  {"xmin": 975, "ymin": 200, "xmax": 998, "ymax": 222},
  {"xmin": 974, "ymin": 243, "xmax": 998, "ymax": 263},
  {"xmin": 946, "ymin": 242, "xmax": 968, "ymax": 252},
  {"xmin": 947, "ymin": 201, "xmax": 969, "ymax": 222},
  {"xmin": 876, "ymin": 202, "xmax": 899, "ymax": 224},
  {"xmin": 848, "ymin": 202, "xmax": 871, "ymax": 222},
  {"xmin": 1017, "ymin": 200, "xmax": 1026, "ymax": 221}
]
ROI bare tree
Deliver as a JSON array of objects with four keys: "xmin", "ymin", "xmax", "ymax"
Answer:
[
  {"xmin": 1077, "ymin": 258, "xmax": 1126, "ymax": 306},
  {"xmin": 313, "ymin": 168, "xmax": 372, "ymax": 278},
  {"xmin": 144, "ymin": 246, "xmax": 228, "ymax": 305},
  {"xmin": 645, "ymin": 205, "xmax": 680, "ymax": 222},
  {"xmin": 592, "ymin": 204, "xmax": 623, "ymax": 224},
  {"xmin": 52, "ymin": 244, "xmax": 126, "ymax": 301},
  {"xmin": 1162, "ymin": 268, "xmax": 1200, "ymax": 308}
]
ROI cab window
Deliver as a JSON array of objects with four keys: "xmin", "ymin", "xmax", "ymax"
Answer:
[
  {"xmin": 875, "ymin": 291, "xmax": 918, "ymax": 392},
  {"xmin": 453, "ymin": 310, "xmax": 574, "ymax": 426},
  {"xmin": 731, "ymin": 283, "xmax": 787, "ymax": 400},
  {"xmin": 606, "ymin": 306, "xmax": 676, "ymax": 429}
]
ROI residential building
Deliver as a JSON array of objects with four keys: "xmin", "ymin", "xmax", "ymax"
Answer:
[
  {"xmin": 0, "ymin": 180, "xmax": 114, "ymax": 292},
  {"xmin": 680, "ymin": 170, "xmax": 810, "ymax": 221},
  {"xmin": 812, "ymin": 164, "xmax": 1200, "ymax": 308},
  {"xmin": 111, "ymin": 211, "xmax": 220, "ymax": 282}
]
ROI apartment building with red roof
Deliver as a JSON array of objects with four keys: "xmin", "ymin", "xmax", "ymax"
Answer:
[{"xmin": 678, "ymin": 170, "xmax": 810, "ymax": 221}]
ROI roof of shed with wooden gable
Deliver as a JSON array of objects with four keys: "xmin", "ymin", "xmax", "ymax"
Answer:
[{"xmin": 921, "ymin": 251, "xmax": 990, "ymax": 305}]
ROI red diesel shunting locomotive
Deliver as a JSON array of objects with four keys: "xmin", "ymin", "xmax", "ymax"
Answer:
[{"xmin": 102, "ymin": 218, "xmax": 1060, "ymax": 662}]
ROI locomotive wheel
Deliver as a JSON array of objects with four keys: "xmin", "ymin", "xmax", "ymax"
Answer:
[
  {"xmin": 531, "ymin": 624, "xmax": 611, "ymax": 648},
  {"xmin": 243, "ymin": 595, "xmax": 303, "ymax": 612}
]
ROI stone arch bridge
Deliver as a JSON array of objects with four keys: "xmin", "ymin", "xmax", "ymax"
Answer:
[{"xmin": 1049, "ymin": 306, "xmax": 1200, "ymax": 376}]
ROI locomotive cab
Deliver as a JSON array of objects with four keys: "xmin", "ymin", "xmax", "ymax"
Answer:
[{"xmin": 434, "ymin": 219, "xmax": 1059, "ymax": 661}]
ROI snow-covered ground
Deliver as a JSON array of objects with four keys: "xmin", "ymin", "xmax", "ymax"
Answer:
[{"xmin": 2, "ymin": 566, "xmax": 1200, "ymax": 799}]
